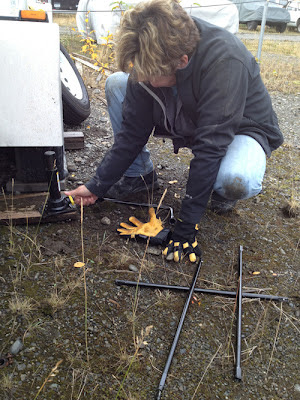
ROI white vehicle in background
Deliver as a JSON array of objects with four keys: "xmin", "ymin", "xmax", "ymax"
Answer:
[
  {"xmin": 286, "ymin": 1, "xmax": 300, "ymax": 32},
  {"xmin": 76, "ymin": 0, "xmax": 239, "ymax": 45}
]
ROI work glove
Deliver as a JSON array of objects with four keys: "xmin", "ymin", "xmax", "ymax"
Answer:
[
  {"xmin": 163, "ymin": 220, "xmax": 201, "ymax": 263},
  {"xmin": 117, "ymin": 207, "xmax": 170, "ymax": 246}
]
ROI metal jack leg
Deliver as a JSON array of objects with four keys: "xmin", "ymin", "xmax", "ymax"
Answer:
[
  {"xmin": 235, "ymin": 245, "xmax": 243, "ymax": 380},
  {"xmin": 42, "ymin": 151, "xmax": 76, "ymax": 218},
  {"xmin": 156, "ymin": 259, "xmax": 203, "ymax": 400},
  {"xmin": 115, "ymin": 280, "xmax": 288, "ymax": 302},
  {"xmin": 115, "ymin": 247, "xmax": 288, "ymax": 398}
]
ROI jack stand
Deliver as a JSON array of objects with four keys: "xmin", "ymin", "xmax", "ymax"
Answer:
[
  {"xmin": 115, "ymin": 247, "xmax": 288, "ymax": 397},
  {"xmin": 42, "ymin": 151, "xmax": 77, "ymax": 220}
]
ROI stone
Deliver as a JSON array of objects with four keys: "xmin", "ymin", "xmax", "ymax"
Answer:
[
  {"xmin": 129, "ymin": 264, "xmax": 138, "ymax": 272},
  {"xmin": 101, "ymin": 217, "xmax": 111, "ymax": 226},
  {"xmin": 10, "ymin": 338, "xmax": 23, "ymax": 355}
]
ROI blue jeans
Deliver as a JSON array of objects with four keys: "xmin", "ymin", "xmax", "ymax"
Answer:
[
  {"xmin": 105, "ymin": 72, "xmax": 266, "ymax": 200},
  {"xmin": 105, "ymin": 71, "xmax": 154, "ymax": 177},
  {"xmin": 213, "ymin": 135, "xmax": 266, "ymax": 199}
]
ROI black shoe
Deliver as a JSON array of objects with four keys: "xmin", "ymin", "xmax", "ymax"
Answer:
[
  {"xmin": 105, "ymin": 171, "xmax": 159, "ymax": 200},
  {"xmin": 210, "ymin": 192, "xmax": 237, "ymax": 214}
]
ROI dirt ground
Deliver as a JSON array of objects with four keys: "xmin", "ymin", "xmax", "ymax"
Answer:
[{"xmin": 0, "ymin": 66, "xmax": 299, "ymax": 400}]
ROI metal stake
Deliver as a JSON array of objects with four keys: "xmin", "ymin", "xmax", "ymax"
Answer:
[
  {"xmin": 235, "ymin": 245, "xmax": 243, "ymax": 380},
  {"xmin": 102, "ymin": 197, "xmax": 176, "ymax": 224},
  {"xmin": 156, "ymin": 259, "xmax": 202, "ymax": 400},
  {"xmin": 115, "ymin": 280, "xmax": 288, "ymax": 302}
]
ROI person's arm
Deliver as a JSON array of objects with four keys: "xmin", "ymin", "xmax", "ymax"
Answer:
[
  {"xmin": 179, "ymin": 58, "xmax": 249, "ymax": 224},
  {"xmin": 85, "ymin": 77, "xmax": 155, "ymax": 198}
]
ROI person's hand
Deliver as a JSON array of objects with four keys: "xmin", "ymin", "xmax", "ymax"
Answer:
[
  {"xmin": 64, "ymin": 185, "xmax": 98, "ymax": 206},
  {"xmin": 162, "ymin": 220, "xmax": 201, "ymax": 262}
]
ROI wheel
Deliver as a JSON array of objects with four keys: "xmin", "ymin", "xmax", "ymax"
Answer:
[
  {"xmin": 247, "ymin": 21, "xmax": 258, "ymax": 31},
  {"xmin": 60, "ymin": 43, "xmax": 91, "ymax": 126},
  {"xmin": 276, "ymin": 23, "xmax": 287, "ymax": 33}
]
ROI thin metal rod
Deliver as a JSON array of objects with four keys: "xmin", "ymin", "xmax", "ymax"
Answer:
[
  {"xmin": 103, "ymin": 197, "xmax": 176, "ymax": 224},
  {"xmin": 115, "ymin": 280, "xmax": 288, "ymax": 302},
  {"xmin": 235, "ymin": 245, "xmax": 243, "ymax": 380},
  {"xmin": 156, "ymin": 259, "xmax": 202, "ymax": 400}
]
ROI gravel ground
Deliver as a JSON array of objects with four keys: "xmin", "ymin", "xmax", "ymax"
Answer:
[{"xmin": 0, "ymin": 67, "xmax": 299, "ymax": 399}]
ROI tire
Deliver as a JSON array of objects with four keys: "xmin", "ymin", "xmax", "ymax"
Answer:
[
  {"xmin": 247, "ymin": 21, "xmax": 258, "ymax": 31},
  {"xmin": 60, "ymin": 43, "xmax": 91, "ymax": 126},
  {"xmin": 276, "ymin": 23, "xmax": 287, "ymax": 33}
]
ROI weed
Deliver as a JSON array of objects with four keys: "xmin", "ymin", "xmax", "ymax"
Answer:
[{"xmin": 8, "ymin": 295, "xmax": 35, "ymax": 318}]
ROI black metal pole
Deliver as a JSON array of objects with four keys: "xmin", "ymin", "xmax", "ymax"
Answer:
[
  {"xmin": 235, "ymin": 245, "xmax": 243, "ymax": 380},
  {"xmin": 102, "ymin": 197, "xmax": 176, "ymax": 224},
  {"xmin": 115, "ymin": 280, "xmax": 288, "ymax": 302},
  {"xmin": 156, "ymin": 259, "xmax": 202, "ymax": 400}
]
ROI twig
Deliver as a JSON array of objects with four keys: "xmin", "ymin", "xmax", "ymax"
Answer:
[
  {"xmin": 191, "ymin": 344, "xmax": 222, "ymax": 400},
  {"xmin": 33, "ymin": 360, "xmax": 63, "ymax": 400},
  {"xmin": 265, "ymin": 302, "xmax": 282, "ymax": 378},
  {"xmin": 81, "ymin": 200, "xmax": 89, "ymax": 364}
]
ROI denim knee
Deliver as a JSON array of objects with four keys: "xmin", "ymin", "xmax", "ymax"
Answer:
[
  {"xmin": 105, "ymin": 72, "xmax": 128, "ymax": 102},
  {"xmin": 215, "ymin": 173, "xmax": 262, "ymax": 200}
]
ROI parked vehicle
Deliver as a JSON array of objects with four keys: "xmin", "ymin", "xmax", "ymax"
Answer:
[
  {"xmin": 50, "ymin": 0, "xmax": 79, "ymax": 11},
  {"xmin": 286, "ymin": 1, "xmax": 300, "ymax": 32},
  {"xmin": 77, "ymin": 0, "xmax": 240, "ymax": 45},
  {"xmin": 232, "ymin": 0, "xmax": 290, "ymax": 32}
]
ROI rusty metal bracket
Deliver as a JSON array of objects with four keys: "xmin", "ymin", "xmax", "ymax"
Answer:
[{"xmin": 0, "ymin": 353, "xmax": 13, "ymax": 368}]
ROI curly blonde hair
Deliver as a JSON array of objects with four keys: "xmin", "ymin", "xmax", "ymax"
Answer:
[{"xmin": 115, "ymin": 0, "xmax": 200, "ymax": 80}]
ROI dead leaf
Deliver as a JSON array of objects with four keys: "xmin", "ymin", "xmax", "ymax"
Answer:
[
  {"xmin": 252, "ymin": 271, "xmax": 261, "ymax": 275},
  {"xmin": 168, "ymin": 180, "xmax": 178, "ymax": 184},
  {"xmin": 108, "ymin": 299, "xmax": 121, "ymax": 308},
  {"xmin": 74, "ymin": 262, "xmax": 85, "ymax": 268}
]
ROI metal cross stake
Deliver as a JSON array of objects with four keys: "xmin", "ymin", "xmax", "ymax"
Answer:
[{"xmin": 115, "ymin": 246, "xmax": 288, "ymax": 398}]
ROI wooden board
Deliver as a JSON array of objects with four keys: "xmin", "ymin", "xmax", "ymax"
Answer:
[
  {"xmin": 0, "ymin": 193, "xmax": 78, "ymax": 225},
  {"xmin": 64, "ymin": 131, "xmax": 84, "ymax": 150}
]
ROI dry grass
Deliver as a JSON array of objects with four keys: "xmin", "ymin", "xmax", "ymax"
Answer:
[
  {"xmin": 8, "ymin": 295, "xmax": 35, "ymax": 317},
  {"xmin": 242, "ymin": 39, "xmax": 300, "ymax": 94},
  {"xmin": 53, "ymin": 12, "xmax": 76, "ymax": 27}
]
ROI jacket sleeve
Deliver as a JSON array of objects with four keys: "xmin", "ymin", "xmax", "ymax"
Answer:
[
  {"xmin": 86, "ymin": 77, "xmax": 154, "ymax": 198},
  {"xmin": 179, "ymin": 58, "xmax": 249, "ymax": 224}
]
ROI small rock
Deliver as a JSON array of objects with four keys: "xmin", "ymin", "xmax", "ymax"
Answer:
[
  {"xmin": 295, "ymin": 310, "xmax": 300, "ymax": 317},
  {"xmin": 67, "ymin": 163, "xmax": 76, "ymax": 172},
  {"xmin": 17, "ymin": 363, "xmax": 26, "ymax": 371},
  {"xmin": 20, "ymin": 374, "xmax": 27, "ymax": 382},
  {"xmin": 146, "ymin": 247, "xmax": 161, "ymax": 256},
  {"xmin": 93, "ymin": 88, "xmax": 101, "ymax": 94},
  {"xmin": 129, "ymin": 264, "xmax": 138, "ymax": 272},
  {"xmin": 166, "ymin": 253, "xmax": 174, "ymax": 261},
  {"xmin": 50, "ymin": 383, "xmax": 59, "ymax": 390},
  {"xmin": 10, "ymin": 338, "xmax": 23, "ymax": 355},
  {"xmin": 295, "ymin": 384, "xmax": 300, "ymax": 393},
  {"xmin": 101, "ymin": 217, "xmax": 111, "ymax": 226}
]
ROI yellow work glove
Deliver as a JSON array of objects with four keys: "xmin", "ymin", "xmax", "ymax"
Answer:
[{"xmin": 118, "ymin": 207, "xmax": 164, "ymax": 238}]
